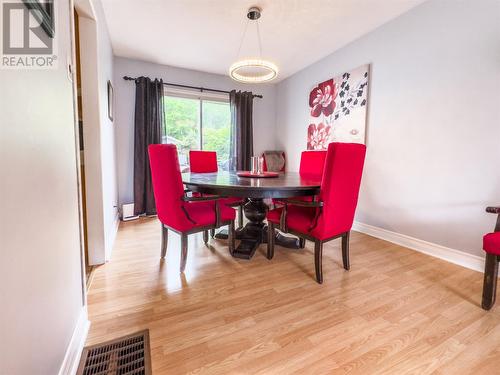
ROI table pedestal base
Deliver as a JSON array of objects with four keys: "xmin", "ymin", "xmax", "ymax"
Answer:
[{"xmin": 215, "ymin": 198, "xmax": 301, "ymax": 259}]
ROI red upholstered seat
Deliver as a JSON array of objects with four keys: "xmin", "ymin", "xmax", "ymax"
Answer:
[
  {"xmin": 267, "ymin": 205, "xmax": 319, "ymax": 235},
  {"xmin": 222, "ymin": 196, "xmax": 244, "ymax": 205},
  {"xmin": 484, "ymin": 232, "xmax": 500, "ymax": 255},
  {"xmin": 268, "ymin": 143, "xmax": 366, "ymax": 241},
  {"xmin": 183, "ymin": 201, "xmax": 236, "ymax": 228}
]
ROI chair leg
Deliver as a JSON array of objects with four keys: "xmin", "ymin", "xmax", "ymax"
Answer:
[
  {"xmin": 161, "ymin": 225, "xmax": 168, "ymax": 258},
  {"xmin": 238, "ymin": 206, "xmax": 243, "ymax": 229},
  {"xmin": 203, "ymin": 230, "xmax": 209, "ymax": 244},
  {"xmin": 180, "ymin": 234, "xmax": 188, "ymax": 272},
  {"xmin": 299, "ymin": 238, "xmax": 306, "ymax": 249},
  {"xmin": 482, "ymin": 253, "xmax": 499, "ymax": 310},
  {"xmin": 267, "ymin": 223, "xmax": 275, "ymax": 260},
  {"xmin": 228, "ymin": 220, "xmax": 235, "ymax": 255},
  {"xmin": 314, "ymin": 241, "xmax": 323, "ymax": 284},
  {"xmin": 210, "ymin": 228, "xmax": 215, "ymax": 238},
  {"xmin": 342, "ymin": 232, "xmax": 350, "ymax": 270}
]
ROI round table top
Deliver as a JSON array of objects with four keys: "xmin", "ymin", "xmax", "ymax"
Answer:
[{"xmin": 182, "ymin": 171, "xmax": 321, "ymax": 199}]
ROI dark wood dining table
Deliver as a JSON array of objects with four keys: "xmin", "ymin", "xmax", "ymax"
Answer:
[{"xmin": 182, "ymin": 171, "xmax": 321, "ymax": 259}]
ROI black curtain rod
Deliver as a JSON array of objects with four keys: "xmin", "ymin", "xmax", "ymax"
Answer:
[{"xmin": 123, "ymin": 76, "xmax": 263, "ymax": 99}]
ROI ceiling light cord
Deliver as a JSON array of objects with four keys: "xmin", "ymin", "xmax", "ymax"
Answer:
[
  {"xmin": 235, "ymin": 19, "xmax": 249, "ymax": 60},
  {"xmin": 256, "ymin": 19, "xmax": 263, "ymax": 58}
]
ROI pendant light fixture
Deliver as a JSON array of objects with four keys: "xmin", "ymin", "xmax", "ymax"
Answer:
[{"xmin": 229, "ymin": 7, "xmax": 278, "ymax": 83}]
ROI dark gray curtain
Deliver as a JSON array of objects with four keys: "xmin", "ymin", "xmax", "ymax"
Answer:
[
  {"xmin": 133, "ymin": 77, "xmax": 164, "ymax": 215},
  {"xmin": 229, "ymin": 90, "xmax": 254, "ymax": 171}
]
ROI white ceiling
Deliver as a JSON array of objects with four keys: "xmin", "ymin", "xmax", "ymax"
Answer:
[{"xmin": 100, "ymin": 0, "xmax": 425, "ymax": 82}]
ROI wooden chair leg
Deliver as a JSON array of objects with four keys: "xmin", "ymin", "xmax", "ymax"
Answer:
[
  {"xmin": 203, "ymin": 230, "xmax": 209, "ymax": 244},
  {"xmin": 267, "ymin": 223, "xmax": 275, "ymax": 260},
  {"xmin": 161, "ymin": 225, "xmax": 168, "ymax": 258},
  {"xmin": 299, "ymin": 238, "xmax": 306, "ymax": 249},
  {"xmin": 180, "ymin": 234, "xmax": 188, "ymax": 272},
  {"xmin": 314, "ymin": 241, "xmax": 323, "ymax": 284},
  {"xmin": 238, "ymin": 206, "xmax": 243, "ymax": 229},
  {"xmin": 210, "ymin": 228, "xmax": 215, "ymax": 238},
  {"xmin": 342, "ymin": 231, "xmax": 350, "ymax": 270},
  {"xmin": 228, "ymin": 220, "xmax": 235, "ymax": 255},
  {"xmin": 482, "ymin": 253, "xmax": 499, "ymax": 310}
]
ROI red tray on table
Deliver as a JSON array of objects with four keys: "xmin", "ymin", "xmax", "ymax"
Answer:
[{"xmin": 237, "ymin": 171, "xmax": 279, "ymax": 178}]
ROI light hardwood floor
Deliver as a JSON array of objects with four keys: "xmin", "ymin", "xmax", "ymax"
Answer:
[{"xmin": 86, "ymin": 217, "xmax": 500, "ymax": 374}]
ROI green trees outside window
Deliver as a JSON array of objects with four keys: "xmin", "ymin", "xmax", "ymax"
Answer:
[{"xmin": 164, "ymin": 96, "xmax": 231, "ymax": 170}]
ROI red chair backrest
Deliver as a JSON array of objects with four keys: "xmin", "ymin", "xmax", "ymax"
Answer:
[
  {"xmin": 317, "ymin": 142, "xmax": 366, "ymax": 238},
  {"xmin": 189, "ymin": 150, "xmax": 218, "ymax": 173},
  {"xmin": 299, "ymin": 150, "xmax": 327, "ymax": 179},
  {"xmin": 148, "ymin": 144, "xmax": 192, "ymax": 230}
]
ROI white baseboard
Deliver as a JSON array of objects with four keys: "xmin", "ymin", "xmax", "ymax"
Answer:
[
  {"xmin": 352, "ymin": 221, "xmax": 485, "ymax": 273},
  {"xmin": 105, "ymin": 213, "xmax": 121, "ymax": 262},
  {"xmin": 58, "ymin": 307, "xmax": 90, "ymax": 375}
]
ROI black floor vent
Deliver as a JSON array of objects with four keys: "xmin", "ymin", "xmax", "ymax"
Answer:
[{"xmin": 77, "ymin": 330, "xmax": 152, "ymax": 375}]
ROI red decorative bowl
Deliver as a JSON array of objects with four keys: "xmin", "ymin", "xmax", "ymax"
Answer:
[{"xmin": 237, "ymin": 171, "xmax": 279, "ymax": 178}]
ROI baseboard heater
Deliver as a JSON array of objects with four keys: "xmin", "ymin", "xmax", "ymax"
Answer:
[{"xmin": 122, "ymin": 203, "xmax": 139, "ymax": 221}]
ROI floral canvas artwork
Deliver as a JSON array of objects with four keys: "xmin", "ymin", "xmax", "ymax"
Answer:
[{"xmin": 307, "ymin": 64, "xmax": 369, "ymax": 149}]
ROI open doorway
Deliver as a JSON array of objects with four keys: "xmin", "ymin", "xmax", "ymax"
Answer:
[
  {"xmin": 74, "ymin": 9, "xmax": 92, "ymax": 286},
  {"xmin": 72, "ymin": 0, "xmax": 118, "ymax": 295}
]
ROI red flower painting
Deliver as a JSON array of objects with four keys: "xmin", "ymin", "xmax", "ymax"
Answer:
[
  {"xmin": 309, "ymin": 79, "xmax": 337, "ymax": 117},
  {"xmin": 306, "ymin": 65, "xmax": 369, "ymax": 149},
  {"xmin": 307, "ymin": 123, "xmax": 331, "ymax": 150}
]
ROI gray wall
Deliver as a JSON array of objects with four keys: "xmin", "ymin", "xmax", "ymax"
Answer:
[
  {"xmin": 275, "ymin": 0, "xmax": 500, "ymax": 256},
  {"xmin": 0, "ymin": 0, "xmax": 85, "ymax": 373},
  {"xmin": 113, "ymin": 57, "xmax": 277, "ymax": 206}
]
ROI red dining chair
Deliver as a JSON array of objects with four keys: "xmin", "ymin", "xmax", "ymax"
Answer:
[
  {"xmin": 482, "ymin": 206, "xmax": 500, "ymax": 310},
  {"xmin": 274, "ymin": 150, "xmax": 327, "ymax": 205},
  {"xmin": 299, "ymin": 150, "xmax": 328, "ymax": 180},
  {"xmin": 189, "ymin": 150, "xmax": 218, "ymax": 173},
  {"xmin": 262, "ymin": 151, "xmax": 286, "ymax": 172},
  {"xmin": 272, "ymin": 150, "xmax": 327, "ymax": 248},
  {"xmin": 189, "ymin": 151, "xmax": 244, "ymax": 234},
  {"xmin": 149, "ymin": 144, "xmax": 236, "ymax": 272},
  {"xmin": 267, "ymin": 142, "xmax": 366, "ymax": 283}
]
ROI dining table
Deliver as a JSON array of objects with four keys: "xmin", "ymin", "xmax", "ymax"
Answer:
[{"xmin": 182, "ymin": 171, "xmax": 321, "ymax": 259}]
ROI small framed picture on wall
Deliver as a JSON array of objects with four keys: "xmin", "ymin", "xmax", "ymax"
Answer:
[{"xmin": 107, "ymin": 80, "xmax": 114, "ymax": 122}]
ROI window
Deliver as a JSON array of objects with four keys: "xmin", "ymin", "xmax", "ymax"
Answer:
[{"xmin": 163, "ymin": 87, "xmax": 231, "ymax": 171}]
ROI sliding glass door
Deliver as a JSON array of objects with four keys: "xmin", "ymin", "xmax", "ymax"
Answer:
[{"xmin": 163, "ymin": 89, "xmax": 230, "ymax": 171}]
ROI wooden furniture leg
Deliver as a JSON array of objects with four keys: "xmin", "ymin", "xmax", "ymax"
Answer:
[
  {"xmin": 161, "ymin": 225, "xmax": 168, "ymax": 258},
  {"xmin": 267, "ymin": 223, "xmax": 275, "ymax": 260},
  {"xmin": 228, "ymin": 220, "xmax": 235, "ymax": 255},
  {"xmin": 210, "ymin": 228, "xmax": 215, "ymax": 238},
  {"xmin": 180, "ymin": 234, "xmax": 188, "ymax": 272},
  {"xmin": 314, "ymin": 241, "xmax": 323, "ymax": 284},
  {"xmin": 238, "ymin": 206, "xmax": 244, "ymax": 229},
  {"xmin": 342, "ymin": 231, "xmax": 350, "ymax": 270},
  {"xmin": 482, "ymin": 253, "xmax": 499, "ymax": 310},
  {"xmin": 203, "ymin": 230, "xmax": 209, "ymax": 244},
  {"xmin": 299, "ymin": 238, "xmax": 306, "ymax": 249}
]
